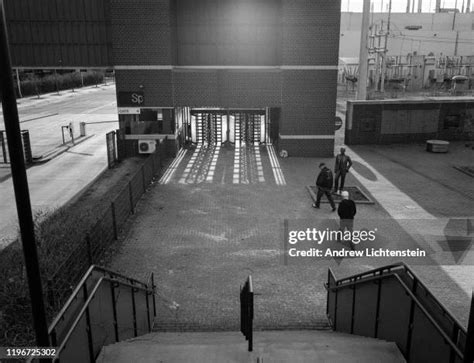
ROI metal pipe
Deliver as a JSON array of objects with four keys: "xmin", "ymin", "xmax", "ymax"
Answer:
[{"xmin": 0, "ymin": 0, "xmax": 50, "ymax": 348}]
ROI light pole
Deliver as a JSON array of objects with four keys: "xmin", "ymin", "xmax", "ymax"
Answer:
[
  {"xmin": 357, "ymin": 0, "xmax": 371, "ymax": 100},
  {"xmin": 0, "ymin": 0, "xmax": 50, "ymax": 349}
]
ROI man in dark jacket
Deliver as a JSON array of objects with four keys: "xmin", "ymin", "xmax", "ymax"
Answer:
[
  {"xmin": 338, "ymin": 191, "xmax": 357, "ymax": 249},
  {"xmin": 313, "ymin": 163, "xmax": 336, "ymax": 211},
  {"xmin": 334, "ymin": 147, "xmax": 353, "ymax": 194}
]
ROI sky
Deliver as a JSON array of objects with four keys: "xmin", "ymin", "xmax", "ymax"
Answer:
[{"xmin": 342, "ymin": 0, "xmax": 472, "ymax": 12}]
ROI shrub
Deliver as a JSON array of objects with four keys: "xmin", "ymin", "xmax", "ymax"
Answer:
[{"xmin": 14, "ymin": 71, "xmax": 105, "ymax": 98}]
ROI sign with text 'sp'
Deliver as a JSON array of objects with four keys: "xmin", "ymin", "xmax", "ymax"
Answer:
[{"xmin": 118, "ymin": 91, "xmax": 144, "ymax": 107}]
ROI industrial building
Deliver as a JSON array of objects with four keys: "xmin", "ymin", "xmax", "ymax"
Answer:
[{"xmin": 5, "ymin": 0, "xmax": 341, "ymax": 157}]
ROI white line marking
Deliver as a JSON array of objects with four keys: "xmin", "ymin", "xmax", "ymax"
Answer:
[
  {"xmin": 158, "ymin": 148, "xmax": 187, "ymax": 184},
  {"xmin": 254, "ymin": 145, "xmax": 265, "ymax": 183},
  {"xmin": 267, "ymin": 145, "xmax": 286, "ymax": 186},
  {"xmin": 179, "ymin": 146, "xmax": 201, "ymax": 184},
  {"xmin": 206, "ymin": 146, "xmax": 221, "ymax": 182}
]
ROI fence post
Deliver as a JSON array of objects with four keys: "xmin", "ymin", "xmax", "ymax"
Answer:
[
  {"xmin": 131, "ymin": 286, "xmax": 138, "ymax": 337},
  {"xmin": 405, "ymin": 279, "xmax": 418, "ymax": 358},
  {"xmin": 128, "ymin": 181, "xmax": 134, "ymax": 214},
  {"xmin": 47, "ymin": 279, "xmax": 55, "ymax": 310},
  {"xmin": 111, "ymin": 202, "xmax": 118, "ymax": 240},
  {"xmin": 151, "ymin": 152, "xmax": 156, "ymax": 176},
  {"xmin": 86, "ymin": 234, "xmax": 93, "ymax": 266},
  {"xmin": 0, "ymin": 131, "xmax": 7, "ymax": 163}
]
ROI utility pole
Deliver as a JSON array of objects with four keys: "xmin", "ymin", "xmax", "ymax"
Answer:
[
  {"xmin": 15, "ymin": 68, "xmax": 22, "ymax": 98},
  {"xmin": 453, "ymin": 0, "xmax": 458, "ymax": 30},
  {"xmin": 0, "ymin": 0, "xmax": 50, "ymax": 350},
  {"xmin": 407, "ymin": 0, "xmax": 411, "ymax": 13},
  {"xmin": 381, "ymin": 0, "xmax": 392, "ymax": 93},
  {"xmin": 454, "ymin": 31, "xmax": 459, "ymax": 55},
  {"xmin": 357, "ymin": 0, "xmax": 371, "ymax": 100}
]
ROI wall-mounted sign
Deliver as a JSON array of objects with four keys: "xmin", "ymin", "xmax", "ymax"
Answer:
[
  {"xmin": 118, "ymin": 107, "xmax": 141, "ymax": 114},
  {"xmin": 118, "ymin": 91, "xmax": 144, "ymax": 107}
]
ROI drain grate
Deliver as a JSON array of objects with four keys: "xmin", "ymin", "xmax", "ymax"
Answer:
[
  {"xmin": 306, "ymin": 185, "xmax": 374, "ymax": 204},
  {"xmin": 453, "ymin": 165, "xmax": 474, "ymax": 178}
]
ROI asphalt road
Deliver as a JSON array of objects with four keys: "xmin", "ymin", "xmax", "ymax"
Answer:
[{"xmin": 0, "ymin": 85, "xmax": 118, "ymax": 249}]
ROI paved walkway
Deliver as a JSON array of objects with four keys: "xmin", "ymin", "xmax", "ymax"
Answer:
[{"xmin": 108, "ymin": 138, "xmax": 473, "ymax": 330}]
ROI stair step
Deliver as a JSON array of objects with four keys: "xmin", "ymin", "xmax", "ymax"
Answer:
[{"xmin": 98, "ymin": 331, "xmax": 405, "ymax": 363}]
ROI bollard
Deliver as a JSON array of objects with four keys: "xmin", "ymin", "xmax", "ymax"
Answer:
[{"xmin": 80, "ymin": 122, "xmax": 86, "ymax": 137}]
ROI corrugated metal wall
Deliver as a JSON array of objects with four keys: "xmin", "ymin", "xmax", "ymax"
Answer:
[{"xmin": 5, "ymin": 0, "xmax": 111, "ymax": 67}]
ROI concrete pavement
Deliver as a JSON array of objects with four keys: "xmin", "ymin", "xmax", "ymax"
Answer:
[
  {"xmin": 0, "ymin": 85, "xmax": 118, "ymax": 249},
  {"xmin": 98, "ymin": 331, "xmax": 405, "ymax": 363}
]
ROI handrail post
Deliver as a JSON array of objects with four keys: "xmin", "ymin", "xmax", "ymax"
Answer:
[
  {"xmin": 326, "ymin": 270, "xmax": 330, "ymax": 318},
  {"xmin": 405, "ymin": 278, "xmax": 418, "ymax": 358},
  {"xmin": 249, "ymin": 281, "xmax": 253, "ymax": 352},
  {"xmin": 151, "ymin": 273, "xmax": 156, "ymax": 317},
  {"xmin": 145, "ymin": 287, "xmax": 151, "ymax": 333},
  {"xmin": 464, "ymin": 292, "xmax": 474, "ymax": 363},
  {"xmin": 82, "ymin": 284, "xmax": 95, "ymax": 362},
  {"xmin": 132, "ymin": 285, "xmax": 138, "ymax": 337},
  {"xmin": 110, "ymin": 281, "xmax": 119, "ymax": 342},
  {"xmin": 350, "ymin": 282, "xmax": 356, "ymax": 334},
  {"xmin": 374, "ymin": 279, "xmax": 382, "ymax": 338}
]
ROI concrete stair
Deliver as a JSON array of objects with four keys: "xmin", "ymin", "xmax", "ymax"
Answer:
[{"xmin": 97, "ymin": 330, "xmax": 405, "ymax": 363}]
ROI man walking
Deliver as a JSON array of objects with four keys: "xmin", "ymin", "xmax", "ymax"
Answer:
[
  {"xmin": 334, "ymin": 147, "xmax": 352, "ymax": 194},
  {"xmin": 313, "ymin": 162, "xmax": 336, "ymax": 211},
  {"xmin": 338, "ymin": 191, "xmax": 357, "ymax": 249}
]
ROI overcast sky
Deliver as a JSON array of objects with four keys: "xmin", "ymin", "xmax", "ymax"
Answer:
[{"xmin": 342, "ymin": 0, "xmax": 471, "ymax": 12}]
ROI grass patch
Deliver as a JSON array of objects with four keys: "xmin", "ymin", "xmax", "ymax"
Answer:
[{"xmin": 0, "ymin": 157, "xmax": 149, "ymax": 346}]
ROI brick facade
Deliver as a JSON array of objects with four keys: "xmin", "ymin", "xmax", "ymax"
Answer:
[{"xmin": 6, "ymin": 0, "xmax": 341, "ymax": 157}]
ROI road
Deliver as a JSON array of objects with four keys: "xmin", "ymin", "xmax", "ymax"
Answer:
[{"xmin": 0, "ymin": 85, "xmax": 118, "ymax": 249}]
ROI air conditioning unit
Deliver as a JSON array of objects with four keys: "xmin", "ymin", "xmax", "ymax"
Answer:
[{"xmin": 138, "ymin": 140, "xmax": 156, "ymax": 154}]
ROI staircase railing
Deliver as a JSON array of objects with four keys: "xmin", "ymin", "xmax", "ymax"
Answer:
[
  {"xmin": 47, "ymin": 265, "xmax": 156, "ymax": 362},
  {"xmin": 325, "ymin": 262, "xmax": 473, "ymax": 362},
  {"xmin": 240, "ymin": 275, "xmax": 254, "ymax": 352}
]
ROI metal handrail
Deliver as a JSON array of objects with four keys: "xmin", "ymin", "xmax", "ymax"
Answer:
[
  {"xmin": 326, "ymin": 270, "xmax": 465, "ymax": 360},
  {"xmin": 48, "ymin": 265, "xmax": 150, "ymax": 334},
  {"xmin": 331, "ymin": 262, "xmax": 468, "ymax": 334},
  {"xmin": 240, "ymin": 275, "xmax": 254, "ymax": 352},
  {"xmin": 54, "ymin": 276, "xmax": 105, "ymax": 361},
  {"xmin": 54, "ymin": 275, "xmax": 154, "ymax": 361}
]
